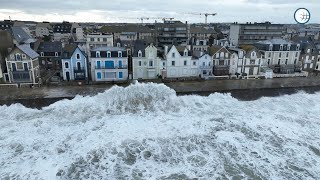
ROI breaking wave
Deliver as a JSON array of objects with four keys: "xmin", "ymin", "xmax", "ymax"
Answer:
[{"xmin": 0, "ymin": 83, "xmax": 319, "ymax": 179}]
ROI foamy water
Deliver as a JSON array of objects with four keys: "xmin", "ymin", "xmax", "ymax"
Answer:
[{"xmin": 0, "ymin": 83, "xmax": 319, "ymax": 180}]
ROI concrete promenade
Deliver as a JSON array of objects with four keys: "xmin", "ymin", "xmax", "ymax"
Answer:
[{"xmin": 1, "ymin": 77, "xmax": 320, "ymax": 108}]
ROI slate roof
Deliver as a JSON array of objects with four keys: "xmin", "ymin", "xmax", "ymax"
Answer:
[
  {"xmin": 208, "ymin": 45, "xmax": 223, "ymax": 56},
  {"xmin": 62, "ymin": 44, "xmax": 78, "ymax": 59},
  {"xmin": 257, "ymin": 39, "xmax": 291, "ymax": 45},
  {"xmin": 192, "ymin": 50, "xmax": 209, "ymax": 59},
  {"xmin": 38, "ymin": 42, "xmax": 62, "ymax": 53},
  {"xmin": 92, "ymin": 46, "xmax": 126, "ymax": 52},
  {"xmin": 11, "ymin": 26, "xmax": 35, "ymax": 44},
  {"xmin": 132, "ymin": 40, "xmax": 147, "ymax": 57},
  {"xmin": 239, "ymin": 45, "xmax": 257, "ymax": 52},
  {"xmin": 17, "ymin": 44, "xmax": 39, "ymax": 59}
]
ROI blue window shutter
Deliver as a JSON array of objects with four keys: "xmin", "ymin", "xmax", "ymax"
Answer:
[
  {"xmin": 97, "ymin": 72, "xmax": 101, "ymax": 79},
  {"xmin": 119, "ymin": 72, "xmax": 123, "ymax": 78}
]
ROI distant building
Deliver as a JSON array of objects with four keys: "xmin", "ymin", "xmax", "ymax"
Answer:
[
  {"xmin": 85, "ymin": 33, "xmax": 114, "ymax": 55},
  {"xmin": 13, "ymin": 21, "xmax": 31, "ymax": 36},
  {"xmin": 52, "ymin": 21, "xmax": 72, "ymax": 42},
  {"xmin": 35, "ymin": 22, "xmax": 52, "ymax": 38},
  {"xmin": 4, "ymin": 44, "xmax": 40, "ymax": 83},
  {"xmin": 254, "ymin": 39, "xmax": 301, "ymax": 74},
  {"xmin": 90, "ymin": 47, "xmax": 128, "ymax": 82},
  {"xmin": 132, "ymin": 42, "xmax": 160, "ymax": 79},
  {"xmin": 155, "ymin": 21, "xmax": 188, "ymax": 46},
  {"xmin": 229, "ymin": 22, "xmax": 285, "ymax": 46},
  {"xmin": 298, "ymin": 28, "xmax": 320, "ymax": 40},
  {"xmin": 239, "ymin": 45, "xmax": 262, "ymax": 76},
  {"xmin": 11, "ymin": 26, "xmax": 36, "ymax": 45},
  {"xmin": 0, "ymin": 20, "xmax": 13, "ymax": 31},
  {"xmin": 314, "ymin": 44, "xmax": 320, "ymax": 71},
  {"xmin": 61, "ymin": 44, "xmax": 88, "ymax": 81}
]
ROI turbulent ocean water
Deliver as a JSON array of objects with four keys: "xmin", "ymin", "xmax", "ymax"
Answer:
[{"xmin": 0, "ymin": 83, "xmax": 319, "ymax": 180}]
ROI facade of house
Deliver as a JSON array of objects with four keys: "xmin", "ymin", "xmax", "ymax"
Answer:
[
  {"xmin": 61, "ymin": 44, "xmax": 88, "ymax": 81},
  {"xmin": 209, "ymin": 45, "xmax": 232, "ymax": 76},
  {"xmin": 254, "ymin": 39, "xmax": 301, "ymax": 74},
  {"xmin": 229, "ymin": 22, "xmax": 285, "ymax": 46},
  {"xmin": 164, "ymin": 45, "xmax": 198, "ymax": 78},
  {"xmin": 5, "ymin": 44, "xmax": 40, "ymax": 83},
  {"xmin": 85, "ymin": 33, "xmax": 113, "ymax": 54},
  {"xmin": 0, "ymin": 20, "xmax": 13, "ymax": 30},
  {"xmin": 194, "ymin": 51, "xmax": 212, "ymax": 78},
  {"xmin": 37, "ymin": 42, "xmax": 62, "ymax": 71},
  {"xmin": 90, "ymin": 47, "xmax": 128, "ymax": 82},
  {"xmin": 52, "ymin": 22, "xmax": 72, "ymax": 42},
  {"xmin": 228, "ymin": 47, "xmax": 245, "ymax": 75},
  {"xmin": 132, "ymin": 43, "xmax": 161, "ymax": 79},
  {"xmin": 242, "ymin": 47, "xmax": 262, "ymax": 76}
]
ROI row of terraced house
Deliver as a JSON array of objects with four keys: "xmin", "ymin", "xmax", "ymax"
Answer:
[{"xmin": 1, "ymin": 21, "xmax": 320, "ymax": 85}]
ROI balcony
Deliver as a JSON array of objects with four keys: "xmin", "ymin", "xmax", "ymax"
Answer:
[
  {"xmin": 95, "ymin": 65, "xmax": 128, "ymax": 69},
  {"xmin": 11, "ymin": 71, "xmax": 31, "ymax": 82},
  {"xmin": 200, "ymin": 66, "xmax": 213, "ymax": 69},
  {"xmin": 74, "ymin": 68, "xmax": 86, "ymax": 73}
]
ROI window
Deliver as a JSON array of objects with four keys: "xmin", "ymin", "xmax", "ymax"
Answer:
[
  {"xmin": 285, "ymin": 59, "xmax": 288, "ymax": 65},
  {"xmin": 278, "ymin": 59, "xmax": 281, "ymax": 65},
  {"xmin": 96, "ymin": 51, "xmax": 100, "ymax": 58},
  {"xmin": 118, "ymin": 51, "xmax": 122, "ymax": 57},
  {"xmin": 279, "ymin": 53, "xmax": 281, "ymax": 58},
  {"xmin": 269, "ymin": 45, "xmax": 273, "ymax": 51},
  {"xmin": 65, "ymin": 62, "xmax": 69, "ymax": 68},
  {"xmin": 250, "ymin": 60, "xmax": 255, "ymax": 64},
  {"xmin": 226, "ymin": 53, "xmax": 229, "ymax": 58},
  {"xmin": 149, "ymin": 61, "xmax": 153, "ymax": 67},
  {"xmin": 40, "ymin": 52, "xmax": 44, "ymax": 57},
  {"xmin": 220, "ymin": 52, "xmax": 224, "ymax": 58},
  {"xmin": 216, "ymin": 54, "xmax": 219, "ymax": 58},
  {"xmin": 295, "ymin": 52, "xmax": 298, "ymax": 57},
  {"xmin": 97, "ymin": 72, "xmax": 101, "ymax": 79},
  {"xmin": 97, "ymin": 38, "xmax": 100, "ymax": 42},
  {"xmin": 138, "ymin": 51, "xmax": 142, "ymax": 57},
  {"xmin": 139, "ymin": 61, "xmax": 142, "ymax": 66},
  {"xmin": 208, "ymin": 62, "xmax": 211, "ymax": 66},
  {"xmin": 15, "ymin": 54, "xmax": 21, "ymax": 61},
  {"xmin": 117, "ymin": 42, "xmax": 121, "ymax": 47},
  {"xmin": 55, "ymin": 52, "xmax": 59, "ymax": 57},
  {"xmin": 280, "ymin": 45, "xmax": 283, "ymax": 51},
  {"xmin": 76, "ymin": 53, "xmax": 80, "ymax": 59},
  {"xmin": 268, "ymin": 53, "xmax": 271, "ymax": 58},
  {"xmin": 287, "ymin": 45, "xmax": 291, "ymax": 51},
  {"xmin": 163, "ymin": 62, "xmax": 166, "ymax": 66},
  {"xmin": 172, "ymin": 61, "xmax": 175, "ymax": 66},
  {"xmin": 286, "ymin": 52, "xmax": 289, "ymax": 57},
  {"xmin": 205, "ymin": 56, "xmax": 207, "ymax": 59},
  {"xmin": 184, "ymin": 60, "xmax": 187, "ymax": 66},
  {"xmin": 103, "ymin": 38, "xmax": 107, "ymax": 42},
  {"xmin": 107, "ymin": 51, "xmax": 111, "ymax": 58},
  {"xmin": 307, "ymin": 49, "xmax": 310, "ymax": 53},
  {"xmin": 172, "ymin": 53, "xmax": 175, "ymax": 58},
  {"xmin": 294, "ymin": 59, "xmax": 297, "ymax": 64},
  {"xmin": 251, "ymin": 52, "xmax": 256, "ymax": 57},
  {"xmin": 202, "ymin": 62, "xmax": 205, "ymax": 66},
  {"xmin": 297, "ymin": 44, "xmax": 300, "ymax": 50},
  {"xmin": 22, "ymin": 54, "xmax": 26, "ymax": 59},
  {"xmin": 184, "ymin": 51, "xmax": 188, "ymax": 56},
  {"xmin": 90, "ymin": 38, "xmax": 94, "ymax": 42},
  {"xmin": 268, "ymin": 59, "xmax": 270, "ymax": 65},
  {"xmin": 193, "ymin": 61, "xmax": 196, "ymax": 66}
]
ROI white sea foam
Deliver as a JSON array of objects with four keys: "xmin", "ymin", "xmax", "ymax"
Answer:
[{"xmin": 0, "ymin": 83, "xmax": 319, "ymax": 179}]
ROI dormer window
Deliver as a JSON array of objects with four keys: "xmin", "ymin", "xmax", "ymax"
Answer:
[
  {"xmin": 296, "ymin": 44, "xmax": 300, "ymax": 51},
  {"xmin": 107, "ymin": 51, "xmax": 111, "ymax": 58},
  {"xmin": 76, "ymin": 53, "xmax": 80, "ymax": 59},
  {"xmin": 118, "ymin": 51, "xmax": 122, "ymax": 57},
  {"xmin": 184, "ymin": 50, "xmax": 188, "ymax": 56},
  {"xmin": 269, "ymin": 45, "xmax": 273, "ymax": 51},
  {"xmin": 40, "ymin": 52, "xmax": 44, "ymax": 57},
  {"xmin": 280, "ymin": 45, "xmax": 283, "ymax": 51},
  {"xmin": 15, "ymin": 54, "xmax": 21, "ymax": 61},
  {"xmin": 117, "ymin": 42, "xmax": 121, "ymax": 47},
  {"xmin": 138, "ymin": 50, "xmax": 142, "ymax": 57},
  {"xmin": 287, "ymin": 45, "xmax": 291, "ymax": 51},
  {"xmin": 55, "ymin": 52, "xmax": 59, "ymax": 57},
  {"xmin": 96, "ymin": 51, "xmax": 101, "ymax": 58},
  {"xmin": 251, "ymin": 51, "xmax": 256, "ymax": 58}
]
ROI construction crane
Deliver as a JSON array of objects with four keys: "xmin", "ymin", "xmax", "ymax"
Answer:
[{"xmin": 185, "ymin": 13, "xmax": 217, "ymax": 24}]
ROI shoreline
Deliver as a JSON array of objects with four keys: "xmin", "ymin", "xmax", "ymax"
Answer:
[{"xmin": 1, "ymin": 84, "xmax": 320, "ymax": 109}]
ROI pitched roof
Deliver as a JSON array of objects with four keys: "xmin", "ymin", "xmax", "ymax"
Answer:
[
  {"xmin": 256, "ymin": 39, "xmax": 291, "ymax": 45},
  {"xmin": 17, "ymin": 44, "xmax": 39, "ymax": 59},
  {"xmin": 132, "ymin": 40, "xmax": 147, "ymax": 57},
  {"xmin": 38, "ymin": 42, "xmax": 62, "ymax": 53},
  {"xmin": 192, "ymin": 50, "xmax": 209, "ymax": 58},
  {"xmin": 62, "ymin": 44, "xmax": 78, "ymax": 59},
  {"xmin": 11, "ymin": 26, "xmax": 35, "ymax": 44},
  {"xmin": 208, "ymin": 45, "xmax": 223, "ymax": 56},
  {"xmin": 239, "ymin": 45, "xmax": 257, "ymax": 52}
]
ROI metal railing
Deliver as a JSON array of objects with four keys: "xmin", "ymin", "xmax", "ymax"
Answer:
[{"xmin": 95, "ymin": 65, "xmax": 128, "ymax": 69}]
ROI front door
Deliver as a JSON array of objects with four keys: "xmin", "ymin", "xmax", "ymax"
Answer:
[{"xmin": 66, "ymin": 72, "xmax": 70, "ymax": 81}]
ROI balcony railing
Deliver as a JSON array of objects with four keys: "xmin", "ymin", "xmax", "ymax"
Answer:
[
  {"xmin": 74, "ymin": 68, "xmax": 86, "ymax": 73},
  {"xmin": 200, "ymin": 66, "xmax": 213, "ymax": 69},
  {"xmin": 95, "ymin": 65, "xmax": 128, "ymax": 69}
]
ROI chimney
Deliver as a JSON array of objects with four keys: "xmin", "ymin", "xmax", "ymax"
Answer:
[{"xmin": 164, "ymin": 45, "xmax": 168, "ymax": 55}]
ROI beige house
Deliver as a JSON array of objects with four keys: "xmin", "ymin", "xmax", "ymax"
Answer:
[
  {"xmin": 5, "ymin": 44, "xmax": 40, "ymax": 84},
  {"xmin": 35, "ymin": 22, "xmax": 51, "ymax": 37}
]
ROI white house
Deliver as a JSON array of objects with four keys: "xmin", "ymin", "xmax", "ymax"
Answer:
[
  {"xmin": 193, "ymin": 51, "xmax": 212, "ymax": 78},
  {"xmin": 90, "ymin": 47, "xmax": 128, "ymax": 82},
  {"xmin": 132, "ymin": 43, "xmax": 160, "ymax": 79},
  {"xmin": 164, "ymin": 45, "xmax": 198, "ymax": 78}
]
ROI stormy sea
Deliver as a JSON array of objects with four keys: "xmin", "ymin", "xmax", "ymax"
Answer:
[{"xmin": 0, "ymin": 83, "xmax": 319, "ymax": 179}]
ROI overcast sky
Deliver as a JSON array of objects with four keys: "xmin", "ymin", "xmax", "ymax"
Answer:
[{"xmin": 0, "ymin": 0, "xmax": 319, "ymax": 23}]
